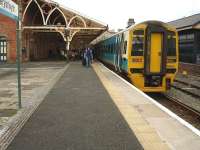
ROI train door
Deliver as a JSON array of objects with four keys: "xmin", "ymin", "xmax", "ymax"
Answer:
[
  {"xmin": 114, "ymin": 35, "xmax": 122, "ymax": 71},
  {"xmin": 114, "ymin": 41, "xmax": 118, "ymax": 70},
  {"xmin": 150, "ymin": 33, "xmax": 163, "ymax": 73},
  {"xmin": 0, "ymin": 37, "xmax": 7, "ymax": 63}
]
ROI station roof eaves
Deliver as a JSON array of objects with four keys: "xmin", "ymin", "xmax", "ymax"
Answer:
[
  {"xmin": 168, "ymin": 13, "xmax": 200, "ymax": 30},
  {"xmin": 42, "ymin": 0, "xmax": 107, "ymax": 28}
]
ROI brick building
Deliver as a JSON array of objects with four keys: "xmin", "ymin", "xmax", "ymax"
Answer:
[{"xmin": 0, "ymin": 0, "xmax": 17, "ymax": 63}]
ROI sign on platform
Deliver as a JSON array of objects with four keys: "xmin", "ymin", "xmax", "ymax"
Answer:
[{"xmin": 0, "ymin": 0, "xmax": 18, "ymax": 20}]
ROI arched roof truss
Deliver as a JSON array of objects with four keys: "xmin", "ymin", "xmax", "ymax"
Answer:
[
  {"xmin": 22, "ymin": 0, "xmax": 45, "ymax": 25},
  {"xmin": 46, "ymin": 7, "xmax": 68, "ymax": 26},
  {"xmin": 67, "ymin": 15, "xmax": 87, "ymax": 28}
]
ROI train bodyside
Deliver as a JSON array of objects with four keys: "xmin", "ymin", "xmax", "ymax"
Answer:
[
  {"xmin": 94, "ymin": 21, "xmax": 178, "ymax": 92},
  {"xmin": 94, "ymin": 30, "xmax": 130, "ymax": 72}
]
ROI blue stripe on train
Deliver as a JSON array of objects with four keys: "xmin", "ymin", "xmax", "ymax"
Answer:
[{"xmin": 101, "ymin": 52, "xmax": 128, "ymax": 72}]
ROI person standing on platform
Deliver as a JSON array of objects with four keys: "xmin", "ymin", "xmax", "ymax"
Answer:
[
  {"xmin": 89, "ymin": 47, "xmax": 93, "ymax": 64},
  {"xmin": 82, "ymin": 49, "xmax": 86, "ymax": 66},
  {"xmin": 84, "ymin": 47, "xmax": 93, "ymax": 67}
]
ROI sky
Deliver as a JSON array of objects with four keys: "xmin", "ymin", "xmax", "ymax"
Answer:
[{"xmin": 54, "ymin": 0, "xmax": 200, "ymax": 30}]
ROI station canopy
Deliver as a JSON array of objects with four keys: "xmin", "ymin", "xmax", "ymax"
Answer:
[{"xmin": 21, "ymin": 0, "xmax": 108, "ymax": 51}]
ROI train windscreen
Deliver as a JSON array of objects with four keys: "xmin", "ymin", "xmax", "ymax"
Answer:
[{"xmin": 131, "ymin": 30, "xmax": 144, "ymax": 56}]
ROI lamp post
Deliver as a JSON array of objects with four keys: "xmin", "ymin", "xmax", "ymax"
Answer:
[{"xmin": 16, "ymin": 0, "xmax": 22, "ymax": 109}]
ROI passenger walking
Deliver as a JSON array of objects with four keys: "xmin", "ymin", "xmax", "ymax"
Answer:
[
  {"xmin": 84, "ymin": 47, "xmax": 93, "ymax": 67},
  {"xmin": 82, "ymin": 49, "xmax": 86, "ymax": 66},
  {"xmin": 89, "ymin": 47, "xmax": 93, "ymax": 64}
]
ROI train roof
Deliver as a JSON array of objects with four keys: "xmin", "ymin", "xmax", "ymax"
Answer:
[{"xmin": 92, "ymin": 20, "xmax": 176, "ymax": 44}]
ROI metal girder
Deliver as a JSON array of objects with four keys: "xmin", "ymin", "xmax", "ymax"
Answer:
[{"xmin": 23, "ymin": 26, "xmax": 107, "ymax": 30}]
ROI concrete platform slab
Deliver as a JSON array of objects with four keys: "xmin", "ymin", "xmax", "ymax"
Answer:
[
  {"xmin": 6, "ymin": 62, "xmax": 143, "ymax": 150},
  {"xmin": 0, "ymin": 61, "xmax": 69, "ymax": 149},
  {"xmin": 93, "ymin": 62, "xmax": 200, "ymax": 150}
]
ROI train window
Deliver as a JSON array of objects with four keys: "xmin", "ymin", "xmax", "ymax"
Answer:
[
  {"xmin": 167, "ymin": 32, "xmax": 176, "ymax": 56},
  {"xmin": 132, "ymin": 30, "xmax": 144, "ymax": 56},
  {"xmin": 111, "ymin": 44, "xmax": 113, "ymax": 53},
  {"xmin": 132, "ymin": 37, "xmax": 144, "ymax": 56},
  {"xmin": 108, "ymin": 45, "xmax": 111, "ymax": 53},
  {"xmin": 123, "ymin": 41, "xmax": 127, "ymax": 54},
  {"xmin": 113, "ymin": 44, "xmax": 115, "ymax": 53}
]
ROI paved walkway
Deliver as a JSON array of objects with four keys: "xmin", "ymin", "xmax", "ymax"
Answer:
[
  {"xmin": 7, "ymin": 62, "xmax": 143, "ymax": 150},
  {"xmin": 0, "ymin": 61, "xmax": 67, "ymax": 128}
]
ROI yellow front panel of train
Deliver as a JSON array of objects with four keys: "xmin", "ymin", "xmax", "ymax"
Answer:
[{"xmin": 150, "ymin": 33, "xmax": 162, "ymax": 73}]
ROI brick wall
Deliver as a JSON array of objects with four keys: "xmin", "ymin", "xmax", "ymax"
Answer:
[{"xmin": 0, "ymin": 13, "xmax": 17, "ymax": 62}]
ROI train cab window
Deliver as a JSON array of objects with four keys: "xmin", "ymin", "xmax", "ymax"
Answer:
[
  {"xmin": 132, "ymin": 30, "xmax": 144, "ymax": 56},
  {"xmin": 167, "ymin": 32, "xmax": 176, "ymax": 56}
]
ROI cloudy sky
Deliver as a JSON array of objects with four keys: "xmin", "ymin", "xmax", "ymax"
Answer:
[{"xmin": 54, "ymin": 0, "xmax": 200, "ymax": 30}]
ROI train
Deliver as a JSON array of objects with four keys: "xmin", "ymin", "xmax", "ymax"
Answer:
[{"xmin": 93, "ymin": 21, "xmax": 179, "ymax": 92}]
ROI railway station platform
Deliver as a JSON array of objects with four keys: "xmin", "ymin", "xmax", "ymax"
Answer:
[{"xmin": 5, "ymin": 62, "xmax": 200, "ymax": 150}]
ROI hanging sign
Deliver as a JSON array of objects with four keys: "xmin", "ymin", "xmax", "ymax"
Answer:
[{"xmin": 0, "ymin": 0, "xmax": 18, "ymax": 20}]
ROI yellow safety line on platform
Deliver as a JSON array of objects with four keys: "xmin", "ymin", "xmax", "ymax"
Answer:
[{"xmin": 92, "ymin": 63, "xmax": 171, "ymax": 150}]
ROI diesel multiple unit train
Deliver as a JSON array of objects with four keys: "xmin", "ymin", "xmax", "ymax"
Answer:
[{"xmin": 94, "ymin": 21, "xmax": 179, "ymax": 92}]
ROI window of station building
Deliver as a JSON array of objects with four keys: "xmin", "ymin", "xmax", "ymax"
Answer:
[
  {"xmin": 167, "ymin": 32, "xmax": 176, "ymax": 56},
  {"xmin": 132, "ymin": 30, "xmax": 144, "ymax": 56},
  {"xmin": 179, "ymin": 33, "xmax": 194, "ymax": 42},
  {"xmin": 0, "ymin": 36, "xmax": 7, "ymax": 62},
  {"xmin": 187, "ymin": 34, "xmax": 194, "ymax": 40}
]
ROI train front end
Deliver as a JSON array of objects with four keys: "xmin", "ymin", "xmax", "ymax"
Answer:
[{"xmin": 128, "ymin": 21, "xmax": 178, "ymax": 92}]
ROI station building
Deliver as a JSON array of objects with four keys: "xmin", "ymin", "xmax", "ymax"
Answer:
[
  {"xmin": 0, "ymin": 0, "xmax": 17, "ymax": 63},
  {"xmin": 0, "ymin": 0, "xmax": 107, "ymax": 63},
  {"xmin": 169, "ymin": 13, "xmax": 200, "ymax": 64}
]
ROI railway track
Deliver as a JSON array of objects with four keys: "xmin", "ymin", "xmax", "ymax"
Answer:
[
  {"xmin": 165, "ymin": 94, "xmax": 200, "ymax": 116},
  {"xmin": 172, "ymin": 79, "xmax": 200, "ymax": 98},
  {"xmin": 149, "ymin": 93, "xmax": 200, "ymax": 130},
  {"xmin": 179, "ymin": 62, "xmax": 200, "ymax": 76}
]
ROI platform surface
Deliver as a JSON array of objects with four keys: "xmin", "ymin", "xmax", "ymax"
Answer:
[
  {"xmin": 93, "ymin": 62, "xmax": 200, "ymax": 150},
  {"xmin": 7, "ymin": 62, "xmax": 143, "ymax": 150}
]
